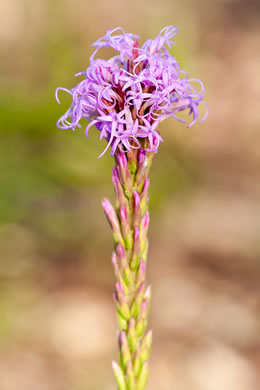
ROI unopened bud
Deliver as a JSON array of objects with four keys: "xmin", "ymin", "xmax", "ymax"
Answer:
[
  {"xmin": 120, "ymin": 206, "xmax": 132, "ymax": 249},
  {"xmin": 102, "ymin": 198, "xmax": 124, "ymax": 245},
  {"xmin": 131, "ymin": 227, "xmax": 140, "ymax": 270},
  {"xmin": 126, "ymin": 361, "xmax": 135, "ymax": 389},
  {"xmin": 137, "ymin": 259, "xmax": 146, "ymax": 286},
  {"xmin": 137, "ymin": 362, "xmax": 149, "ymax": 390},
  {"xmin": 136, "ymin": 149, "xmax": 148, "ymax": 189},
  {"xmin": 112, "ymin": 361, "xmax": 127, "ymax": 390},
  {"xmin": 112, "ymin": 166, "xmax": 128, "ymax": 208},
  {"xmin": 117, "ymin": 152, "xmax": 132, "ymax": 192},
  {"xmin": 119, "ymin": 332, "xmax": 132, "ymax": 370},
  {"xmin": 141, "ymin": 212, "xmax": 150, "ymax": 231},
  {"xmin": 140, "ymin": 330, "xmax": 152, "ymax": 363}
]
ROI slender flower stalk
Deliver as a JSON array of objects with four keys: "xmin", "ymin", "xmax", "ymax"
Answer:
[
  {"xmin": 56, "ymin": 26, "xmax": 207, "ymax": 390},
  {"xmin": 102, "ymin": 146, "xmax": 153, "ymax": 390}
]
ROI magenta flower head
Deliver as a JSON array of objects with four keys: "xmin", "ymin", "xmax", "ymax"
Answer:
[{"xmin": 56, "ymin": 26, "xmax": 207, "ymax": 157}]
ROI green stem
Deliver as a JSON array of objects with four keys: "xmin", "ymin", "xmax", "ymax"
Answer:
[{"xmin": 104, "ymin": 147, "xmax": 153, "ymax": 390}]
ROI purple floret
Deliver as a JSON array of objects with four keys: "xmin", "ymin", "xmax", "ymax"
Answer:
[{"xmin": 56, "ymin": 26, "xmax": 208, "ymax": 157}]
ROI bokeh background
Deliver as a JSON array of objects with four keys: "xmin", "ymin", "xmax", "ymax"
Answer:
[{"xmin": 1, "ymin": 0, "xmax": 260, "ymax": 389}]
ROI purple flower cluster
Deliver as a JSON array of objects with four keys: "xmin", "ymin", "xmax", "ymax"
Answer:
[{"xmin": 56, "ymin": 26, "xmax": 207, "ymax": 157}]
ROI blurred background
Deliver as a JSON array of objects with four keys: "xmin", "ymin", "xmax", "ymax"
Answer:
[{"xmin": 1, "ymin": 0, "xmax": 260, "ymax": 389}]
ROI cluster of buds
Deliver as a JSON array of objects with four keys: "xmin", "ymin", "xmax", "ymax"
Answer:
[{"xmin": 102, "ymin": 147, "xmax": 153, "ymax": 390}]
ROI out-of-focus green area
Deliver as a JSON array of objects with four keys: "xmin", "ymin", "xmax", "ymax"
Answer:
[{"xmin": 1, "ymin": 1, "xmax": 260, "ymax": 389}]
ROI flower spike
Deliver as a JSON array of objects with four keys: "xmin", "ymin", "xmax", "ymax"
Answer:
[{"xmin": 57, "ymin": 26, "xmax": 208, "ymax": 390}]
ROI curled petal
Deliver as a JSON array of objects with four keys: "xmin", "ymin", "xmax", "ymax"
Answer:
[{"xmin": 55, "ymin": 87, "xmax": 72, "ymax": 104}]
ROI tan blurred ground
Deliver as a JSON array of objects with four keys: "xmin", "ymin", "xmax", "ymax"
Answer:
[{"xmin": 0, "ymin": 0, "xmax": 260, "ymax": 389}]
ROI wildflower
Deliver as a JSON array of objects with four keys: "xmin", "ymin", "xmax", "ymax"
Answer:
[
  {"xmin": 56, "ymin": 26, "xmax": 207, "ymax": 157},
  {"xmin": 57, "ymin": 26, "xmax": 208, "ymax": 390}
]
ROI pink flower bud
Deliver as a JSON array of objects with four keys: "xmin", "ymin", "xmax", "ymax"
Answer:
[
  {"xmin": 141, "ymin": 177, "xmax": 150, "ymax": 196},
  {"xmin": 120, "ymin": 206, "xmax": 128, "ymax": 223},
  {"xmin": 142, "ymin": 212, "xmax": 150, "ymax": 230},
  {"xmin": 117, "ymin": 152, "xmax": 128, "ymax": 170},
  {"xmin": 116, "ymin": 243, "xmax": 125, "ymax": 259}
]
